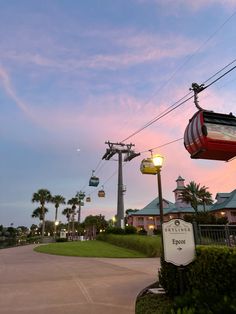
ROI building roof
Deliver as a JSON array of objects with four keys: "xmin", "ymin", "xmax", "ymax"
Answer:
[
  {"xmin": 173, "ymin": 186, "xmax": 185, "ymax": 192},
  {"xmin": 130, "ymin": 197, "xmax": 175, "ymax": 216},
  {"xmin": 176, "ymin": 175, "xmax": 184, "ymax": 181},
  {"xmin": 128, "ymin": 199, "xmax": 212, "ymax": 217},
  {"xmin": 211, "ymin": 189, "xmax": 236, "ymax": 211}
]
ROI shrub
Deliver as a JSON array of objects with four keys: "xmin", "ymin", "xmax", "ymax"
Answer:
[
  {"xmin": 159, "ymin": 246, "xmax": 236, "ymax": 312},
  {"xmin": 183, "ymin": 212, "xmax": 228, "ymax": 225},
  {"xmin": 56, "ymin": 238, "xmax": 68, "ymax": 242},
  {"xmin": 124, "ymin": 225, "xmax": 137, "ymax": 234},
  {"xmin": 153, "ymin": 228, "xmax": 162, "ymax": 235},
  {"xmin": 136, "ymin": 294, "xmax": 173, "ymax": 314},
  {"xmin": 138, "ymin": 228, "xmax": 147, "ymax": 235},
  {"xmin": 97, "ymin": 234, "xmax": 161, "ymax": 257},
  {"xmin": 104, "ymin": 227, "xmax": 125, "ymax": 234}
]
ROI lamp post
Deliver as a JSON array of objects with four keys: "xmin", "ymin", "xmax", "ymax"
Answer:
[
  {"xmin": 152, "ymin": 154, "xmax": 164, "ymax": 253},
  {"xmin": 54, "ymin": 220, "xmax": 59, "ymax": 239}
]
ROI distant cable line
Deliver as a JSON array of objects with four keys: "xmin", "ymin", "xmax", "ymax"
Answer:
[
  {"xmin": 203, "ymin": 63, "xmax": 236, "ymax": 90},
  {"xmin": 202, "ymin": 58, "xmax": 236, "ymax": 85},
  {"xmin": 121, "ymin": 94, "xmax": 194, "ymax": 142},
  {"xmin": 118, "ymin": 10, "xmax": 236, "ymax": 142},
  {"xmin": 121, "ymin": 59, "xmax": 236, "ymax": 143},
  {"xmin": 141, "ymin": 137, "xmax": 184, "ymax": 154},
  {"xmin": 141, "ymin": 10, "xmax": 236, "ymax": 105}
]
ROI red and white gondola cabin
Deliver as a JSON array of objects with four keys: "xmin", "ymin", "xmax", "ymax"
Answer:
[{"xmin": 184, "ymin": 110, "xmax": 236, "ymax": 161}]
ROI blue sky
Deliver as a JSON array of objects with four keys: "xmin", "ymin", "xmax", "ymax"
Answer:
[{"xmin": 1, "ymin": 0, "xmax": 236, "ymax": 227}]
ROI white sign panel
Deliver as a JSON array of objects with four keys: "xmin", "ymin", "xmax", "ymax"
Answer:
[
  {"xmin": 60, "ymin": 231, "xmax": 67, "ymax": 239},
  {"xmin": 162, "ymin": 219, "xmax": 195, "ymax": 266}
]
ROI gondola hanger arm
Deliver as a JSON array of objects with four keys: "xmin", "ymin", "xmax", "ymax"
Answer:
[{"xmin": 190, "ymin": 82, "xmax": 205, "ymax": 110}]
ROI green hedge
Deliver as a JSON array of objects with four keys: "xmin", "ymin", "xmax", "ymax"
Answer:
[
  {"xmin": 97, "ymin": 234, "xmax": 161, "ymax": 257},
  {"xmin": 159, "ymin": 246, "xmax": 236, "ymax": 313}
]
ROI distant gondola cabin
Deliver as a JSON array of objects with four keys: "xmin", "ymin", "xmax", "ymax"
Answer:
[
  {"xmin": 86, "ymin": 196, "xmax": 91, "ymax": 202},
  {"xmin": 89, "ymin": 176, "xmax": 99, "ymax": 187},
  {"xmin": 98, "ymin": 190, "xmax": 105, "ymax": 197},
  {"xmin": 140, "ymin": 158, "xmax": 157, "ymax": 175},
  {"xmin": 184, "ymin": 110, "xmax": 236, "ymax": 161}
]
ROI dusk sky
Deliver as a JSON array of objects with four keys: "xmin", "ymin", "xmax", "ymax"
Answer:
[{"xmin": 1, "ymin": 0, "xmax": 236, "ymax": 228}]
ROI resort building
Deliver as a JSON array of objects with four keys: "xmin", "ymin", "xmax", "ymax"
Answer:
[{"xmin": 127, "ymin": 176, "xmax": 236, "ymax": 232}]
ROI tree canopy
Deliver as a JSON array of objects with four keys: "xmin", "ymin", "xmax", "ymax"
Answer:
[{"xmin": 179, "ymin": 181, "xmax": 213, "ymax": 212}]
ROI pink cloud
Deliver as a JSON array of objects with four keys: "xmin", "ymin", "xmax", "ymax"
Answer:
[
  {"xmin": 0, "ymin": 65, "xmax": 30, "ymax": 114},
  {"xmin": 2, "ymin": 32, "xmax": 200, "ymax": 71}
]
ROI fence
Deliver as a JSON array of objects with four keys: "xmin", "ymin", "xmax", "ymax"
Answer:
[{"xmin": 194, "ymin": 224, "xmax": 236, "ymax": 247}]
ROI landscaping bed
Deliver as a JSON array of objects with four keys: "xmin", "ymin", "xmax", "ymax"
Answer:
[{"xmin": 136, "ymin": 245, "xmax": 236, "ymax": 313}]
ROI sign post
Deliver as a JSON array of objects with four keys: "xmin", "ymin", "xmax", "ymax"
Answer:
[
  {"xmin": 162, "ymin": 219, "xmax": 195, "ymax": 294},
  {"xmin": 162, "ymin": 219, "xmax": 195, "ymax": 266}
]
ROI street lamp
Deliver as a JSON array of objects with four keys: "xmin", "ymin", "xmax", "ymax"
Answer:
[
  {"xmin": 54, "ymin": 220, "xmax": 59, "ymax": 239},
  {"xmin": 112, "ymin": 216, "xmax": 116, "ymax": 227},
  {"xmin": 152, "ymin": 154, "xmax": 164, "ymax": 226}
]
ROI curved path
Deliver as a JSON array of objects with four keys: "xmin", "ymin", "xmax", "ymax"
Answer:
[{"xmin": 0, "ymin": 244, "xmax": 160, "ymax": 314}]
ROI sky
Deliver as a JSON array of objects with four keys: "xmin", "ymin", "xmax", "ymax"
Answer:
[{"xmin": 1, "ymin": 0, "xmax": 236, "ymax": 228}]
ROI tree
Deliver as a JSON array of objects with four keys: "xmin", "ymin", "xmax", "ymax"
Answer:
[
  {"xmin": 67, "ymin": 197, "xmax": 80, "ymax": 239},
  {"xmin": 125, "ymin": 209, "xmax": 139, "ymax": 225},
  {"xmin": 62, "ymin": 207, "xmax": 74, "ymax": 236},
  {"xmin": 29, "ymin": 224, "xmax": 39, "ymax": 237},
  {"xmin": 44, "ymin": 221, "xmax": 55, "ymax": 236},
  {"xmin": 179, "ymin": 181, "xmax": 213, "ymax": 213},
  {"xmin": 84, "ymin": 215, "xmax": 108, "ymax": 239},
  {"xmin": 17, "ymin": 226, "xmax": 29, "ymax": 234},
  {"xmin": 51, "ymin": 195, "xmax": 66, "ymax": 236},
  {"xmin": 32, "ymin": 207, "xmax": 49, "ymax": 239},
  {"xmin": 198, "ymin": 186, "xmax": 213, "ymax": 211},
  {"xmin": 32, "ymin": 207, "xmax": 49, "ymax": 220},
  {"xmin": 32, "ymin": 189, "xmax": 52, "ymax": 241}
]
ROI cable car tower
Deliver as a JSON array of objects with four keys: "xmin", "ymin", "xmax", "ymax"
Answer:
[
  {"xmin": 102, "ymin": 141, "xmax": 140, "ymax": 228},
  {"xmin": 76, "ymin": 191, "xmax": 85, "ymax": 224}
]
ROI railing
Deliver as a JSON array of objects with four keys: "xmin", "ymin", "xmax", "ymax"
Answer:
[{"xmin": 194, "ymin": 224, "xmax": 236, "ymax": 247}]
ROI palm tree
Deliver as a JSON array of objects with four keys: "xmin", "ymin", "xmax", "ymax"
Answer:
[
  {"xmin": 179, "ymin": 181, "xmax": 213, "ymax": 213},
  {"xmin": 32, "ymin": 189, "xmax": 52, "ymax": 241},
  {"xmin": 51, "ymin": 195, "xmax": 66, "ymax": 236},
  {"xmin": 62, "ymin": 207, "xmax": 74, "ymax": 237},
  {"xmin": 198, "ymin": 186, "xmax": 213, "ymax": 211},
  {"xmin": 32, "ymin": 207, "xmax": 49, "ymax": 220},
  {"xmin": 179, "ymin": 181, "xmax": 201, "ymax": 213},
  {"xmin": 67, "ymin": 197, "xmax": 79, "ymax": 239}
]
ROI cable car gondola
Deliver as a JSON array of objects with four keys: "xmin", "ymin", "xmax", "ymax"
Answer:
[
  {"xmin": 140, "ymin": 158, "xmax": 157, "ymax": 175},
  {"xmin": 184, "ymin": 110, "xmax": 236, "ymax": 161},
  {"xmin": 86, "ymin": 196, "xmax": 91, "ymax": 202},
  {"xmin": 184, "ymin": 83, "xmax": 236, "ymax": 161},
  {"xmin": 98, "ymin": 186, "xmax": 105, "ymax": 198},
  {"xmin": 89, "ymin": 170, "xmax": 99, "ymax": 187}
]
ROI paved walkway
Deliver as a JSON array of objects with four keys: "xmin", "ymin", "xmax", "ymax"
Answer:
[{"xmin": 0, "ymin": 244, "xmax": 160, "ymax": 314}]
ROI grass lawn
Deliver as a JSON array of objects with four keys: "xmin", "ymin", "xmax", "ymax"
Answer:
[{"xmin": 34, "ymin": 240, "xmax": 147, "ymax": 258}]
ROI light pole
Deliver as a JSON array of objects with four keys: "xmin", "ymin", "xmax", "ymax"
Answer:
[
  {"xmin": 54, "ymin": 220, "xmax": 59, "ymax": 239},
  {"xmin": 152, "ymin": 154, "xmax": 164, "ymax": 253}
]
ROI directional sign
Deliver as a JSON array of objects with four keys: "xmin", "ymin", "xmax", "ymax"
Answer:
[{"xmin": 162, "ymin": 219, "xmax": 195, "ymax": 266}]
